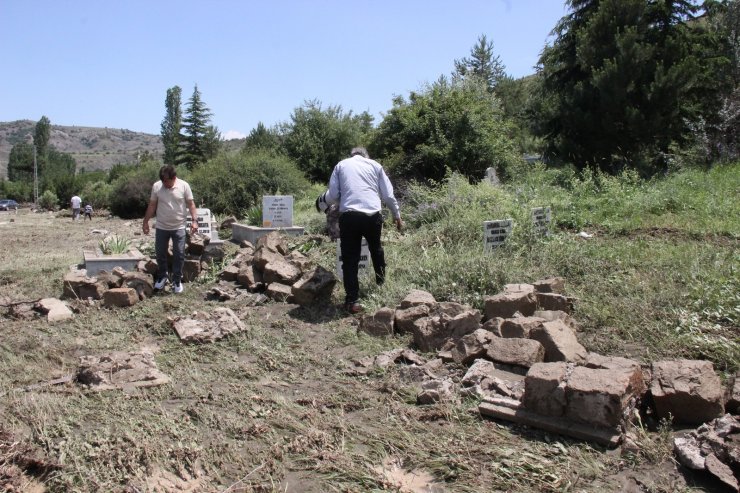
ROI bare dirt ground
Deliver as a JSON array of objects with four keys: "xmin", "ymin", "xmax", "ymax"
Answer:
[{"xmin": 0, "ymin": 210, "xmax": 730, "ymax": 492}]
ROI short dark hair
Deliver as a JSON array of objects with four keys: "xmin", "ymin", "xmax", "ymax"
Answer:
[
  {"xmin": 159, "ymin": 165, "xmax": 177, "ymax": 181},
  {"xmin": 350, "ymin": 147, "xmax": 369, "ymax": 159}
]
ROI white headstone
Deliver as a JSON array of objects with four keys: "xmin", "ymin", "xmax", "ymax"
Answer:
[
  {"xmin": 336, "ymin": 238, "xmax": 370, "ymax": 281},
  {"xmin": 483, "ymin": 219, "xmax": 513, "ymax": 251},
  {"xmin": 186, "ymin": 208, "xmax": 213, "ymax": 238},
  {"xmin": 531, "ymin": 207, "xmax": 552, "ymax": 236},
  {"xmin": 262, "ymin": 195, "xmax": 294, "ymax": 228},
  {"xmin": 483, "ymin": 167, "xmax": 500, "ymax": 186}
]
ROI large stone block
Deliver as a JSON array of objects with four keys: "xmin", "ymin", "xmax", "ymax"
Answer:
[
  {"xmin": 483, "ymin": 291, "xmax": 537, "ymax": 319},
  {"xmin": 447, "ymin": 309, "xmax": 482, "ymax": 339},
  {"xmin": 62, "ymin": 270, "xmax": 107, "ymax": 300},
  {"xmin": 262, "ymin": 256, "xmax": 302, "ymax": 285},
  {"xmin": 36, "ymin": 298, "xmax": 74, "ymax": 323},
  {"xmin": 522, "ymin": 362, "xmax": 568, "ymax": 417},
  {"xmin": 237, "ymin": 263, "xmax": 264, "ymax": 291},
  {"xmin": 487, "ymin": 337, "xmax": 545, "ymax": 368},
  {"xmin": 500, "ymin": 316, "xmax": 546, "ymax": 338},
  {"xmin": 358, "ymin": 307, "xmax": 395, "ymax": 337},
  {"xmin": 291, "ymin": 266, "xmax": 336, "ymax": 305},
  {"xmin": 564, "ymin": 366, "xmax": 641, "ymax": 428},
  {"xmin": 394, "ymin": 304, "xmax": 431, "ymax": 335},
  {"xmin": 533, "ymin": 277, "xmax": 565, "ymax": 294},
  {"xmin": 265, "ymin": 282, "xmax": 294, "ymax": 303},
  {"xmin": 529, "ymin": 320, "xmax": 587, "ymax": 363},
  {"xmin": 535, "ymin": 292, "xmax": 575, "ymax": 313},
  {"xmin": 452, "ymin": 329, "xmax": 496, "ymax": 364},
  {"xmin": 399, "ymin": 289, "xmax": 436, "ymax": 309},
  {"xmin": 103, "ymin": 287, "xmax": 139, "ymax": 308},
  {"xmin": 255, "ymin": 231, "xmax": 289, "ymax": 255},
  {"xmin": 651, "ymin": 359, "xmax": 724, "ymax": 425},
  {"xmin": 411, "ymin": 315, "xmax": 450, "ymax": 353}
]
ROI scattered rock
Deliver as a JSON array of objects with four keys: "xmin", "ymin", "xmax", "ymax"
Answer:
[
  {"xmin": 417, "ymin": 379, "xmax": 456, "ymax": 404},
  {"xmin": 76, "ymin": 351, "xmax": 170, "ymax": 391},
  {"xmin": 265, "ymin": 282, "xmax": 294, "ymax": 303},
  {"xmin": 103, "ymin": 287, "xmax": 139, "ymax": 308},
  {"xmin": 35, "ymin": 298, "xmax": 74, "ymax": 323},
  {"xmin": 359, "ymin": 307, "xmax": 395, "ymax": 337},
  {"xmin": 170, "ymin": 307, "xmax": 247, "ymax": 343},
  {"xmin": 483, "ymin": 290, "xmax": 537, "ymax": 319},
  {"xmin": 533, "ymin": 277, "xmax": 565, "ymax": 294},
  {"xmin": 486, "ymin": 337, "xmax": 545, "ymax": 368},
  {"xmin": 529, "ymin": 320, "xmax": 587, "ymax": 363},
  {"xmin": 291, "ymin": 266, "xmax": 336, "ymax": 305},
  {"xmin": 651, "ymin": 359, "xmax": 725, "ymax": 425}
]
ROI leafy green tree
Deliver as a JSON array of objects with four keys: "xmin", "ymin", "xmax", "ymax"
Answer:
[
  {"xmin": 370, "ymin": 77, "xmax": 520, "ymax": 182},
  {"xmin": 281, "ymin": 100, "xmax": 373, "ymax": 182},
  {"xmin": 537, "ymin": 0, "xmax": 721, "ymax": 174},
  {"xmin": 109, "ymin": 161, "xmax": 160, "ymax": 218},
  {"xmin": 178, "ymin": 85, "xmax": 220, "ymax": 169},
  {"xmin": 38, "ymin": 189, "xmax": 59, "ymax": 211},
  {"xmin": 243, "ymin": 122, "xmax": 283, "ymax": 154},
  {"xmin": 189, "ymin": 150, "xmax": 309, "ymax": 215},
  {"xmin": 454, "ymin": 34, "xmax": 506, "ymax": 93},
  {"xmin": 7, "ymin": 142, "xmax": 34, "ymax": 182},
  {"xmin": 33, "ymin": 116, "xmax": 51, "ymax": 157},
  {"xmin": 161, "ymin": 86, "xmax": 182, "ymax": 164}
]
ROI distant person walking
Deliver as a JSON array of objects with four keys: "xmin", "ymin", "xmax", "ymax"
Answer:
[
  {"xmin": 142, "ymin": 165, "xmax": 198, "ymax": 294},
  {"xmin": 70, "ymin": 194, "xmax": 81, "ymax": 221},
  {"xmin": 84, "ymin": 203, "xmax": 93, "ymax": 221},
  {"xmin": 319, "ymin": 147, "xmax": 403, "ymax": 313}
]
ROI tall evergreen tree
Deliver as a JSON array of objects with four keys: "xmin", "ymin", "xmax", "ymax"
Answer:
[
  {"xmin": 178, "ymin": 85, "xmax": 219, "ymax": 169},
  {"xmin": 454, "ymin": 35, "xmax": 506, "ymax": 92},
  {"xmin": 537, "ymin": 0, "xmax": 716, "ymax": 174},
  {"xmin": 242, "ymin": 122, "xmax": 282, "ymax": 153},
  {"xmin": 7, "ymin": 142, "xmax": 34, "ymax": 182},
  {"xmin": 161, "ymin": 86, "xmax": 182, "ymax": 165},
  {"xmin": 33, "ymin": 116, "xmax": 51, "ymax": 156}
]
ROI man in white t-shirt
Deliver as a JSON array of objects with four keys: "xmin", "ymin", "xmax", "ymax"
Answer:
[
  {"xmin": 70, "ymin": 195, "xmax": 82, "ymax": 221},
  {"xmin": 142, "ymin": 165, "xmax": 198, "ymax": 294}
]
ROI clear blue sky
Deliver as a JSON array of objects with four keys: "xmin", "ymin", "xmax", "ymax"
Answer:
[{"xmin": 0, "ymin": 0, "xmax": 568, "ymax": 140}]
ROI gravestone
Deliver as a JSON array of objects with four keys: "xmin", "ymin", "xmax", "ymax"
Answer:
[
  {"xmin": 483, "ymin": 167, "xmax": 500, "ymax": 186},
  {"xmin": 186, "ymin": 208, "xmax": 213, "ymax": 238},
  {"xmin": 531, "ymin": 207, "xmax": 552, "ymax": 236},
  {"xmin": 262, "ymin": 195, "xmax": 293, "ymax": 228},
  {"xmin": 483, "ymin": 219, "xmax": 513, "ymax": 252},
  {"xmin": 336, "ymin": 238, "xmax": 370, "ymax": 281}
]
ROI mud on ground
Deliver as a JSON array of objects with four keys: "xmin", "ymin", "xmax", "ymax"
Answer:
[{"xmin": 0, "ymin": 210, "xmax": 728, "ymax": 492}]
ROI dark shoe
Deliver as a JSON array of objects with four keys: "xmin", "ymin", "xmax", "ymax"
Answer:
[{"xmin": 345, "ymin": 302, "xmax": 363, "ymax": 314}]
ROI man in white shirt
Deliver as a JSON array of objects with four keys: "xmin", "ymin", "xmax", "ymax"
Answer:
[
  {"xmin": 70, "ymin": 195, "xmax": 81, "ymax": 221},
  {"xmin": 142, "ymin": 165, "xmax": 198, "ymax": 294},
  {"xmin": 322, "ymin": 147, "xmax": 403, "ymax": 313}
]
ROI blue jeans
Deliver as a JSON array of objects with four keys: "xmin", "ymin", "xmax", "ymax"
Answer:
[{"xmin": 155, "ymin": 228, "xmax": 186, "ymax": 283}]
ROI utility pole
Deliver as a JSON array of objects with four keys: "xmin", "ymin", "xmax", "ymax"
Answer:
[{"xmin": 33, "ymin": 143, "xmax": 38, "ymax": 207}]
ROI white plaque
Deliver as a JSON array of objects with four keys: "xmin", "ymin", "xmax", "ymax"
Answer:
[
  {"xmin": 186, "ymin": 208, "xmax": 213, "ymax": 238},
  {"xmin": 262, "ymin": 195, "xmax": 293, "ymax": 228},
  {"xmin": 483, "ymin": 219, "xmax": 513, "ymax": 251},
  {"xmin": 336, "ymin": 238, "xmax": 370, "ymax": 281},
  {"xmin": 532, "ymin": 207, "xmax": 552, "ymax": 236}
]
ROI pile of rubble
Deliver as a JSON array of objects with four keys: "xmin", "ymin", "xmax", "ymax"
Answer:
[
  {"xmin": 352, "ymin": 278, "xmax": 739, "ymax": 487},
  {"xmin": 218, "ymin": 232, "xmax": 336, "ymax": 305}
]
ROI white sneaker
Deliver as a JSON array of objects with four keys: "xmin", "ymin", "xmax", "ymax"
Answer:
[
  {"xmin": 154, "ymin": 277, "xmax": 168, "ymax": 290},
  {"xmin": 173, "ymin": 282, "xmax": 184, "ymax": 294}
]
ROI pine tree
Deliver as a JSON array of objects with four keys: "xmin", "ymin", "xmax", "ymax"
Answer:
[
  {"xmin": 454, "ymin": 35, "xmax": 506, "ymax": 92},
  {"xmin": 178, "ymin": 85, "xmax": 218, "ymax": 169},
  {"xmin": 160, "ymin": 86, "xmax": 182, "ymax": 165}
]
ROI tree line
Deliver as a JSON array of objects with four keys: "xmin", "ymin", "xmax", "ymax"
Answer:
[{"xmin": 2, "ymin": 0, "xmax": 738, "ymax": 215}]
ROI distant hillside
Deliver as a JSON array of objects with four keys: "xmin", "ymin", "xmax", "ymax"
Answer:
[{"xmin": 0, "ymin": 120, "xmax": 164, "ymax": 179}]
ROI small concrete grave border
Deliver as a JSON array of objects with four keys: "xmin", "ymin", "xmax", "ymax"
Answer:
[{"xmin": 83, "ymin": 247, "xmax": 144, "ymax": 277}]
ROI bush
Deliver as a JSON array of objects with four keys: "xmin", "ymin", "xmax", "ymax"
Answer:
[
  {"xmin": 0, "ymin": 180, "xmax": 32, "ymax": 202},
  {"xmin": 38, "ymin": 190, "xmax": 59, "ymax": 211},
  {"xmin": 189, "ymin": 150, "xmax": 310, "ymax": 216},
  {"xmin": 81, "ymin": 180, "xmax": 113, "ymax": 210},
  {"xmin": 109, "ymin": 163, "xmax": 159, "ymax": 219}
]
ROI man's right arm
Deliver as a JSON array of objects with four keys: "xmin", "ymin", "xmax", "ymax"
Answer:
[{"xmin": 142, "ymin": 198, "xmax": 157, "ymax": 235}]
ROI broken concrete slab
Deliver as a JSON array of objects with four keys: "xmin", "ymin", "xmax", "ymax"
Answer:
[
  {"xmin": 479, "ymin": 397, "xmax": 621, "ymax": 447},
  {"xmin": 76, "ymin": 351, "xmax": 170, "ymax": 391},
  {"xmin": 651, "ymin": 359, "xmax": 725, "ymax": 425},
  {"xmin": 170, "ymin": 307, "xmax": 247, "ymax": 343}
]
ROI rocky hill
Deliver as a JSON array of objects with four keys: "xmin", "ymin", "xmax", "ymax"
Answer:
[{"xmin": 0, "ymin": 120, "xmax": 163, "ymax": 179}]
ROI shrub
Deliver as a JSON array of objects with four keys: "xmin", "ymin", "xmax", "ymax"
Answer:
[
  {"xmin": 109, "ymin": 163, "xmax": 159, "ymax": 219},
  {"xmin": 81, "ymin": 180, "xmax": 113, "ymax": 210},
  {"xmin": 189, "ymin": 150, "xmax": 310, "ymax": 216},
  {"xmin": 38, "ymin": 190, "xmax": 59, "ymax": 210}
]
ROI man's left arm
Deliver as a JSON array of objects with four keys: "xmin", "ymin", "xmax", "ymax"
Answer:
[{"xmin": 187, "ymin": 199, "xmax": 198, "ymax": 234}]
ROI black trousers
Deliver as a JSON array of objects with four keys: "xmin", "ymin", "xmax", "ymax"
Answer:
[{"xmin": 339, "ymin": 211, "xmax": 385, "ymax": 304}]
